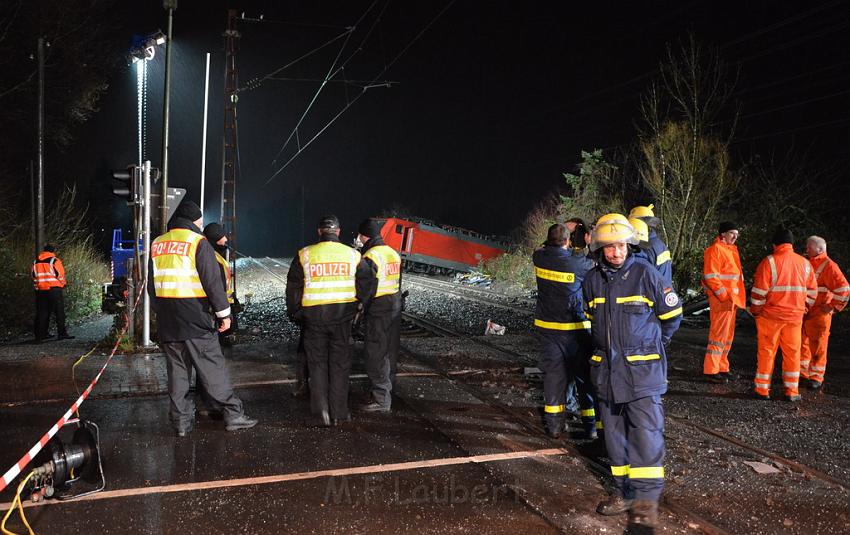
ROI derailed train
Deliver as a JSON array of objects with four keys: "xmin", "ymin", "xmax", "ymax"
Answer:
[{"xmin": 376, "ymin": 217, "xmax": 506, "ymax": 274}]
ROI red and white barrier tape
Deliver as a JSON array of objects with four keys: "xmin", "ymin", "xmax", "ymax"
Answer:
[{"xmin": 0, "ymin": 281, "xmax": 145, "ymax": 495}]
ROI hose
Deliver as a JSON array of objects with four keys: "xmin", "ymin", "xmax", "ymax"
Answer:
[{"xmin": 0, "ymin": 470, "xmax": 35, "ymax": 535}]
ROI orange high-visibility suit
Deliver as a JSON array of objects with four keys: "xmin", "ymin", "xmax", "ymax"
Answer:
[
  {"xmin": 702, "ymin": 237, "xmax": 746, "ymax": 375},
  {"xmin": 800, "ymin": 253, "xmax": 849, "ymax": 385},
  {"xmin": 749, "ymin": 244, "xmax": 817, "ymax": 397}
]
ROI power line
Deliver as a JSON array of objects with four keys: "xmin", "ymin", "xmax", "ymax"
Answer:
[
  {"xmin": 733, "ymin": 116, "xmax": 850, "ymax": 143},
  {"xmin": 237, "ymin": 14, "xmax": 351, "ymax": 31},
  {"xmin": 237, "ymin": 29, "xmax": 353, "ymax": 94},
  {"xmin": 264, "ymin": 0, "xmax": 457, "ymax": 185},
  {"xmin": 737, "ymin": 88, "xmax": 850, "ymax": 121},
  {"xmin": 720, "ymin": 0, "xmax": 843, "ymax": 49}
]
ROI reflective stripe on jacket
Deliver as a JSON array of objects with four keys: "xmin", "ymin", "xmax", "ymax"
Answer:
[
  {"xmin": 702, "ymin": 237, "xmax": 745, "ymax": 308},
  {"xmin": 363, "ymin": 244, "xmax": 401, "ymax": 298},
  {"xmin": 532, "ymin": 245, "xmax": 593, "ymax": 331},
  {"xmin": 582, "ymin": 255, "xmax": 683, "ymax": 403},
  {"xmin": 299, "ymin": 241, "xmax": 361, "ymax": 307},
  {"xmin": 213, "ymin": 251, "xmax": 235, "ymax": 304},
  {"xmin": 806, "ymin": 252, "xmax": 850, "ymax": 317},
  {"xmin": 647, "ymin": 230, "xmax": 673, "ymax": 286},
  {"xmin": 750, "ymin": 243, "xmax": 817, "ymax": 322},
  {"xmin": 32, "ymin": 252, "xmax": 66, "ymax": 290},
  {"xmin": 151, "ymin": 229, "xmax": 207, "ymax": 298}
]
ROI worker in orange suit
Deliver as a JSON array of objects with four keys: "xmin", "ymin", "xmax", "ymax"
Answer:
[
  {"xmin": 749, "ymin": 229, "xmax": 817, "ymax": 402},
  {"xmin": 32, "ymin": 243, "xmax": 74, "ymax": 342},
  {"xmin": 701, "ymin": 222, "xmax": 745, "ymax": 383},
  {"xmin": 800, "ymin": 236, "xmax": 849, "ymax": 390}
]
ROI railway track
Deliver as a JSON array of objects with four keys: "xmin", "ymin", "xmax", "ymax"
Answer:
[
  {"xmin": 245, "ymin": 257, "xmax": 850, "ymax": 517},
  {"xmin": 404, "ymin": 273, "xmax": 535, "ymax": 314},
  {"xmin": 398, "ymin": 309, "xmax": 850, "ymax": 533}
]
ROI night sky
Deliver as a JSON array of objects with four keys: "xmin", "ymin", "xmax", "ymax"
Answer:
[{"xmin": 66, "ymin": 0, "xmax": 850, "ymax": 255}]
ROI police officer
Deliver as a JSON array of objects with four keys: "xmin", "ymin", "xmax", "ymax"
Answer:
[
  {"xmin": 356, "ymin": 218, "xmax": 403, "ymax": 413},
  {"xmin": 286, "ymin": 215, "xmax": 372, "ymax": 426},
  {"xmin": 628, "ymin": 204, "xmax": 673, "ymax": 286},
  {"xmin": 148, "ymin": 200, "xmax": 257, "ymax": 436},
  {"xmin": 532, "ymin": 223, "xmax": 597, "ymax": 439},
  {"xmin": 32, "ymin": 243, "xmax": 74, "ymax": 342},
  {"xmin": 203, "ymin": 222, "xmax": 241, "ymax": 345},
  {"xmin": 583, "ymin": 213, "xmax": 682, "ymax": 529}
]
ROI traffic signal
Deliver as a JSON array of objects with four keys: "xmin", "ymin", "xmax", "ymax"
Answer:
[{"xmin": 111, "ymin": 165, "xmax": 141, "ymax": 205}]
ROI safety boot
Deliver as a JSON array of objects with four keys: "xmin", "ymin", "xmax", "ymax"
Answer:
[
  {"xmin": 784, "ymin": 394, "xmax": 801, "ymax": 402},
  {"xmin": 596, "ymin": 494, "xmax": 633, "ymax": 515},
  {"xmin": 225, "ymin": 414, "xmax": 258, "ymax": 431},
  {"xmin": 750, "ymin": 390, "xmax": 770, "ymax": 401},
  {"xmin": 808, "ymin": 380, "xmax": 823, "ymax": 391},
  {"xmin": 628, "ymin": 500, "xmax": 658, "ymax": 528},
  {"xmin": 704, "ymin": 373, "xmax": 727, "ymax": 384}
]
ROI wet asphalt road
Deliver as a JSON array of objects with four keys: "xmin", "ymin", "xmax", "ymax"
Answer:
[{"xmin": 2, "ymin": 260, "xmax": 850, "ymax": 534}]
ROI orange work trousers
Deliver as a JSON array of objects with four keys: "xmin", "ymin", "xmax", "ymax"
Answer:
[
  {"xmin": 754, "ymin": 317, "xmax": 802, "ymax": 397},
  {"xmin": 800, "ymin": 313, "xmax": 832, "ymax": 384},
  {"xmin": 703, "ymin": 300, "xmax": 736, "ymax": 375}
]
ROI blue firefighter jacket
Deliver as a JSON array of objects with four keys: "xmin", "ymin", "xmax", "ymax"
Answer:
[
  {"xmin": 532, "ymin": 245, "xmax": 594, "ymax": 331},
  {"xmin": 645, "ymin": 229, "xmax": 673, "ymax": 286},
  {"xmin": 582, "ymin": 254, "xmax": 682, "ymax": 404}
]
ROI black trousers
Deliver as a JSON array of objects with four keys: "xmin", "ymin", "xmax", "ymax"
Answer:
[
  {"xmin": 363, "ymin": 309, "xmax": 401, "ymax": 407},
  {"xmin": 34, "ymin": 288, "xmax": 67, "ymax": 339},
  {"xmin": 296, "ymin": 329, "xmax": 309, "ymax": 385},
  {"xmin": 538, "ymin": 329, "xmax": 596, "ymax": 432},
  {"xmin": 303, "ymin": 321, "xmax": 352, "ymax": 419},
  {"xmin": 161, "ymin": 331, "xmax": 244, "ymax": 430}
]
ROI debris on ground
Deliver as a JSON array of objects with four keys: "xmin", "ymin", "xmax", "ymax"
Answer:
[
  {"xmin": 455, "ymin": 270, "xmax": 493, "ymax": 287},
  {"xmin": 485, "ymin": 319, "xmax": 506, "ymax": 335},
  {"xmin": 743, "ymin": 461, "xmax": 781, "ymax": 474}
]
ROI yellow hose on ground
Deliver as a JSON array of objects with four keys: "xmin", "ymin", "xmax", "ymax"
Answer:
[{"xmin": 0, "ymin": 470, "xmax": 35, "ymax": 535}]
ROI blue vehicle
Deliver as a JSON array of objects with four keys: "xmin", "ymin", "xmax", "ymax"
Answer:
[{"xmin": 101, "ymin": 229, "xmax": 141, "ymax": 312}]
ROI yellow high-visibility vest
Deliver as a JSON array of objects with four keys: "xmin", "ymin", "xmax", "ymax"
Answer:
[
  {"xmin": 299, "ymin": 241, "xmax": 360, "ymax": 307},
  {"xmin": 213, "ymin": 251, "xmax": 235, "ymax": 304},
  {"xmin": 363, "ymin": 244, "xmax": 401, "ymax": 298},
  {"xmin": 151, "ymin": 229, "xmax": 207, "ymax": 298}
]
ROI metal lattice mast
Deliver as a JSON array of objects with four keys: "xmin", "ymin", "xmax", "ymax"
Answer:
[{"xmin": 220, "ymin": 10, "xmax": 240, "ymax": 280}]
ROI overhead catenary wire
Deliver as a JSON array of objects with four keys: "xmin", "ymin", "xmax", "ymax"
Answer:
[
  {"xmin": 269, "ymin": 0, "xmax": 390, "ymax": 166},
  {"xmin": 264, "ymin": 0, "xmax": 457, "ymax": 185}
]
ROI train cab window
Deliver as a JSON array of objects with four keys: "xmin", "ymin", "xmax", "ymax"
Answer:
[{"xmin": 395, "ymin": 224, "xmax": 403, "ymax": 234}]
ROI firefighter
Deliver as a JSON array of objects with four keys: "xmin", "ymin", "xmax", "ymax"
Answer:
[
  {"xmin": 356, "ymin": 218, "xmax": 402, "ymax": 413},
  {"xmin": 148, "ymin": 200, "xmax": 257, "ymax": 436},
  {"xmin": 286, "ymin": 215, "xmax": 372, "ymax": 426},
  {"xmin": 532, "ymin": 223, "xmax": 596, "ymax": 439},
  {"xmin": 749, "ymin": 228, "xmax": 818, "ymax": 402},
  {"xmin": 583, "ymin": 213, "xmax": 682, "ymax": 529},
  {"xmin": 800, "ymin": 236, "xmax": 849, "ymax": 390},
  {"xmin": 627, "ymin": 217, "xmax": 653, "ymax": 266},
  {"xmin": 701, "ymin": 222, "xmax": 746, "ymax": 383},
  {"xmin": 203, "ymin": 222, "xmax": 241, "ymax": 345},
  {"xmin": 628, "ymin": 204, "xmax": 673, "ymax": 286},
  {"xmin": 32, "ymin": 243, "xmax": 74, "ymax": 342}
]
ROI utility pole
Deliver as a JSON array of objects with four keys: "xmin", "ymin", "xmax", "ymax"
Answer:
[
  {"xmin": 160, "ymin": 0, "xmax": 177, "ymax": 233},
  {"xmin": 221, "ymin": 10, "xmax": 240, "ymax": 288},
  {"xmin": 36, "ymin": 37, "xmax": 46, "ymax": 253}
]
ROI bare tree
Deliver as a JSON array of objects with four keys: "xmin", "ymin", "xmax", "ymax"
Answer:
[{"xmin": 638, "ymin": 36, "xmax": 739, "ymax": 289}]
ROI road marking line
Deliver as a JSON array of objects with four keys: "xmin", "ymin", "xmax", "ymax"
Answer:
[{"xmin": 0, "ymin": 447, "xmax": 569, "ymax": 511}]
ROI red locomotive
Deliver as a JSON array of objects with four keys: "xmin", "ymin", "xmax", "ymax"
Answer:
[{"xmin": 377, "ymin": 217, "xmax": 506, "ymax": 273}]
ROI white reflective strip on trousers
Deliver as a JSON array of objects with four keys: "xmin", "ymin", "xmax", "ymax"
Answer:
[
  {"xmin": 751, "ymin": 287, "xmax": 768, "ymax": 296},
  {"xmin": 305, "ymin": 280, "xmax": 356, "ymax": 289},
  {"xmin": 783, "ymin": 371, "xmax": 800, "ymax": 377},
  {"xmin": 834, "ymin": 295, "xmax": 849, "ymax": 302},
  {"xmin": 783, "ymin": 381, "xmax": 798, "ymax": 388},
  {"xmin": 833, "ymin": 286, "xmax": 850, "ymax": 292},
  {"xmin": 751, "ymin": 298, "xmax": 766, "ymax": 305},
  {"xmin": 755, "ymin": 373, "xmax": 771, "ymax": 380}
]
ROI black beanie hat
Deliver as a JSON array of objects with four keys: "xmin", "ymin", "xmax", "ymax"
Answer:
[
  {"xmin": 772, "ymin": 227, "xmax": 793, "ymax": 245},
  {"xmin": 317, "ymin": 214, "xmax": 340, "ymax": 230},
  {"xmin": 358, "ymin": 218, "xmax": 381, "ymax": 239},
  {"xmin": 718, "ymin": 221, "xmax": 738, "ymax": 234},
  {"xmin": 203, "ymin": 222, "xmax": 226, "ymax": 243},
  {"xmin": 174, "ymin": 200, "xmax": 202, "ymax": 222}
]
